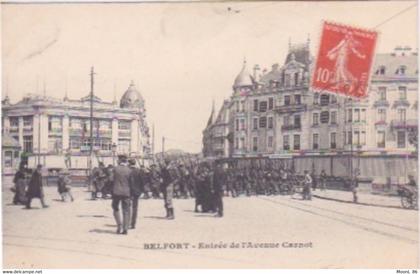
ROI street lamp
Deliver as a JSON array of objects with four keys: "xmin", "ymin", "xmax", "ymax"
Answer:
[{"xmin": 111, "ymin": 143, "xmax": 117, "ymax": 166}]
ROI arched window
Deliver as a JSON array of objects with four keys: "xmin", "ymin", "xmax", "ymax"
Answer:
[
  {"xmin": 375, "ymin": 66, "xmax": 386, "ymax": 75},
  {"xmin": 396, "ymin": 65, "xmax": 407, "ymax": 75}
]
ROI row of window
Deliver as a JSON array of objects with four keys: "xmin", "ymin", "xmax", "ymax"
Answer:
[
  {"xmin": 8, "ymin": 116, "xmax": 132, "ymax": 131},
  {"xmin": 21, "ymin": 136, "xmax": 132, "ymax": 154},
  {"xmin": 235, "ymin": 130, "xmax": 407, "ymax": 152},
  {"xmin": 313, "ymin": 111, "xmax": 337, "ymax": 125},
  {"xmin": 376, "ymin": 130, "xmax": 407, "ymax": 148},
  {"xmin": 268, "ymin": 70, "xmax": 307, "ymax": 88},
  {"xmin": 377, "ymin": 108, "xmax": 407, "ymax": 123},
  {"xmin": 375, "ymin": 65, "xmax": 409, "ymax": 76},
  {"xmin": 345, "ymin": 108, "xmax": 367, "ymax": 123},
  {"xmin": 377, "ymin": 86, "xmax": 407, "ymax": 101}
]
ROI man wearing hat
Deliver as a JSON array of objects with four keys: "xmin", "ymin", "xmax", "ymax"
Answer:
[
  {"xmin": 112, "ymin": 155, "xmax": 132, "ymax": 234},
  {"xmin": 26, "ymin": 164, "xmax": 49, "ymax": 209},
  {"xmin": 128, "ymin": 158, "xmax": 143, "ymax": 229}
]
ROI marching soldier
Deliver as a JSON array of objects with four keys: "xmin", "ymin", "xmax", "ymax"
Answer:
[{"xmin": 160, "ymin": 159, "xmax": 177, "ymax": 219}]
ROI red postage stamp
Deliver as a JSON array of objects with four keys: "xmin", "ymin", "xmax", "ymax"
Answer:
[{"xmin": 311, "ymin": 21, "xmax": 378, "ymax": 98}]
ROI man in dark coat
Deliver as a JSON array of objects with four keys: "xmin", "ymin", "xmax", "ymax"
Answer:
[
  {"xmin": 13, "ymin": 163, "xmax": 28, "ymax": 205},
  {"xmin": 128, "ymin": 159, "xmax": 143, "ymax": 229},
  {"xmin": 212, "ymin": 163, "xmax": 225, "ymax": 217},
  {"xmin": 112, "ymin": 155, "xmax": 132, "ymax": 235},
  {"xmin": 26, "ymin": 164, "xmax": 48, "ymax": 209}
]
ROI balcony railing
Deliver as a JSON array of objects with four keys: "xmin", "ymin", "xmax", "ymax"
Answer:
[
  {"xmin": 281, "ymin": 124, "xmax": 301, "ymax": 131},
  {"xmin": 390, "ymin": 119, "xmax": 417, "ymax": 130},
  {"xmin": 393, "ymin": 99, "xmax": 410, "ymax": 108},
  {"xmin": 9, "ymin": 126, "xmax": 18, "ymax": 133},
  {"xmin": 373, "ymin": 99, "xmax": 390, "ymax": 108},
  {"xmin": 118, "ymin": 131, "xmax": 131, "ymax": 138},
  {"xmin": 49, "ymin": 128, "xmax": 63, "ymax": 135},
  {"xmin": 275, "ymin": 104, "xmax": 307, "ymax": 114}
]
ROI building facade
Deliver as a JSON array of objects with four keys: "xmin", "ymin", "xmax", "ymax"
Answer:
[
  {"xmin": 2, "ymin": 81, "xmax": 150, "ymax": 169},
  {"xmin": 202, "ymin": 100, "xmax": 230, "ymax": 158},
  {"xmin": 203, "ymin": 43, "xmax": 418, "ymax": 184}
]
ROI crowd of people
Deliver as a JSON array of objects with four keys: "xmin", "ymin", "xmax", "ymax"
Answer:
[{"xmin": 11, "ymin": 156, "xmax": 364, "ymax": 235}]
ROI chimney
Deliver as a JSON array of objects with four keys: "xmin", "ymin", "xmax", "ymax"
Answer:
[{"xmin": 253, "ymin": 64, "xmax": 260, "ymax": 80}]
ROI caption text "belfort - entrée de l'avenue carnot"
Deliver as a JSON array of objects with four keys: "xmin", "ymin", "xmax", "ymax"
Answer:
[{"xmin": 144, "ymin": 241, "xmax": 313, "ymax": 250}]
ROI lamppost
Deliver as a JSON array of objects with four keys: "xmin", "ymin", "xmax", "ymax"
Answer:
[{"xmin": 112, "ymin": 143, "xmax": 117, "ymax": 166}]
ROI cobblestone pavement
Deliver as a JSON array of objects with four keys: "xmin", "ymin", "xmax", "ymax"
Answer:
[{"xmin": 2, "ymin": 185, "xmax": 419, "ymax": 269}]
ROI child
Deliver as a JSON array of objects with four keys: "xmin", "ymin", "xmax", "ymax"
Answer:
[{"xmin": 57, "ymin": 169, "xmax": 74, "ymax": 202}]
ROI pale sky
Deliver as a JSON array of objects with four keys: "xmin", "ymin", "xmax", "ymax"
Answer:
[{"xmin": 1, "ymin": 1, "xmax": 418, "ymax": 153}]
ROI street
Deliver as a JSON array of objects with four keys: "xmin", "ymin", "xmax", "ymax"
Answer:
[{"xmin": 2, "ymin": 184, "xmax": 419, "ymax": 269}]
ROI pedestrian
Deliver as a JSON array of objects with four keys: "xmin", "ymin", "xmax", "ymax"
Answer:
[
  {"xmin": 111, "ymin": 155, "xmax": 132, "ymax": 235},
  {"xmin": 64, "ymin": 148, "xmax": 72, "ymax": 169},
  {"xmin": 12, "ymin": 162, "xmax": 28, "ymax": 205},
  {"xmin": 128, "ymin": 159, "xmax": 143, "ymax": 230},
  {"xmin": 160, "ymin": 159, "xmax": 177, "ymax": 219},
  {"xmin": 302, "ymin": 170, "xmax": 312, "ymax": 200},
  {"xmin": 320, "ymin": 169, "xmax": 327, "ymax": 191},
  {"xmin": 351, "ymin": 168, "xmax": 360, "ymax": 203},
  {"xmin": 57, "ymin": 169, "xmax": 74, "ymax": 202},
  {"xmin": 91, "ymin": 162, "xmax": 107, "ymax": 200},
  {"xmin": 212, "ymin": 163, "xmax": 225, "ymax": 217},
  {"xmin": 311, "ymin": 169, "xmax": 318, "ymax": 191},
  {"xmin": 149, "ymin": 164, "xmax": 161, "ymax": 199},
  {"xmin": 26, "ymin": 164, "xmax": 49, "ymax": 209},
  {"xmin": 101, "ymin": 165, "xmax": 114, "ymax": 199}
]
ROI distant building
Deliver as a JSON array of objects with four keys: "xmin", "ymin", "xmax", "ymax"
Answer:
[
  {"xmin": 202, "ymin": 100, "xmax": 230, "ymax": 158},
  {"xmin": 2, "ymin": 133, "xmax": 21, "ymax": 176},
  {"xmin": 203, "ymin": 43, "xmax": 418, "ymax": 184},
  {"xmin": 2, "ymin": 81, "xmax": 150, "ymax": 170}
]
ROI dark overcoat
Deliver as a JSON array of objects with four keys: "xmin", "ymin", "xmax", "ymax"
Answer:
[{"xmin": 27, "ymin": 170, "xmax": 44, "ymax": 199}]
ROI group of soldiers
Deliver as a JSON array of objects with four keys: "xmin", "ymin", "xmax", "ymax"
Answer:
[
  {"xmin": 89, "ymin": 157, "xmax": 331, "ymax": 235},
  {"xmin": 90, "ymin": 159, "xmax": 328, "ymax": 202}
]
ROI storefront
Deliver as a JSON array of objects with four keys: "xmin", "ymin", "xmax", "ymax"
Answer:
[{"xmin": 2, "ymin": 133, "xmax": 21, "ymax": 176}]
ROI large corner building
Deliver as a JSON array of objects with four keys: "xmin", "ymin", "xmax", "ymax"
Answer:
[
  {"xmin": 2, "ymin": 81, "xmax": 150, "ymax": 170},
  {"xmin": 203, "ymin": 43, "xmax": 418, "ymax": 184}
]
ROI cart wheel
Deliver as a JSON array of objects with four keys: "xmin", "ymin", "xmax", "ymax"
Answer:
[{"xmin": 401, "ymin": 196, "xmax": 412, "ymax": 209}]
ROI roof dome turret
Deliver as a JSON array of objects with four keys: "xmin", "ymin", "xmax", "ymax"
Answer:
[
  {"xmin": 233, "ymin": 60, "xmax": 254, "ymax": 88},
  {"xmin": 120, "ymin": 81, "xmax": 144, "ymax": 109}
]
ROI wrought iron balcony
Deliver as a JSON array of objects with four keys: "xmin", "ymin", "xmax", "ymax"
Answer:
[
  {"xmin": 275, "ymin": 103, "xmax": 307, "ymax": 114},
  {"xmin": 393, "ymin": 99, "xmax": 410, "ymax": 108},
  {"xmin": 390, "ymin": 119, "xmax": 417, "ymax": 130},
  {"xmin": 281, "ymin": 124, "xmax": 301, "ymax": 131},
  {"xmin": 373, "ymin": 99, "xmax": 390, "ymax": 108}
]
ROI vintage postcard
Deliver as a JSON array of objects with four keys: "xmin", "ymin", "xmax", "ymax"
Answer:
[{"xmin": 1, "ymin": 0, "xmax": 418, "ymax": 270}]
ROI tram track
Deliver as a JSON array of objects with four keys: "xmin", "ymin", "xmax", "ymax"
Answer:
[{"xmin": 257, "ymin": 196, "xmax": 418, "ymax": 245}]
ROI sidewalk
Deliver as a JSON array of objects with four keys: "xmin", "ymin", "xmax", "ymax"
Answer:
[{"xmin": 312, "ymin": 189, "xmax": 404, "ymax": 209}]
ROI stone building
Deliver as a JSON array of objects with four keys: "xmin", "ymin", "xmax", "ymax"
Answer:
[
  {"xmin": 202, "ymin": 43, "xmax": 418, "ymax": 184},
  {"xmin": 2, "ymin": 81, "xmax": 150, "ymax": 170},
  {"xmin": 202, "ymin": 100, "xmax": 230, "ymax": 158}
]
